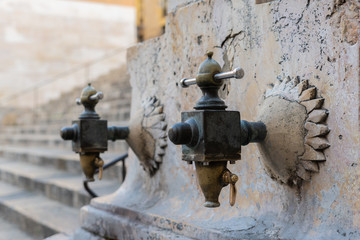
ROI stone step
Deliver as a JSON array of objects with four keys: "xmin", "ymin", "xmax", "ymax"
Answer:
[
  {"xmin": 0, "ymin": 157, "xmax": 121, "ymax": 208},
  {"xmin": 0, "ymin": 145, "xmax": 126, "ymax": 180},
  {"xmin": 0, "ymin": 181, "xmax": 80, "ymax": 239},
  {"xmin": 36, "ymin": 98, "xmax": 131, "ymax": 125},
  {"xmin": 0, "ymin": 134, "xmax": 69, "ymax": 149},
  {"xmin": 44, "ymin": 233, "xmax": 71, "ymax": 240},
  {"xmin": 1, "ymin": 123, "xmax": 67, "ymax": 135},
  {"xmin": 0, "ymin": 217, "xmax": 36, "ymax": 240},
  {"xmin": 1, "ymin": 120, "xmax": 129, "ymax": 135},
  {"xmin": 0, "ymin": 132, "xmax": 128, "ymax": 152}
]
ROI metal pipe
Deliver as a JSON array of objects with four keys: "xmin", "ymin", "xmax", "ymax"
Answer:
[
  {"xmin": 84, "ymin": 153, "xmax": 128, "ymax": 198},
  {"xmin": 214, "ymin": 68, "xmax": 244, "ymax": 80},
  {"xmin": 89, "ymin": 91, "xmax": 104, "ymax": 101},
  {"xmin": 95, "ymin": 153, "xmax": 128, "ymax": 174},
  {"xmin": 83, "ymin": 181, "xmax": 97, "ymax": 198},
  {"xmin": 107, "ymin": 126, "xmax": 130, "ymax": 141},
  {"xmin": 180, "ymin": 67, "xmax": 244, "ymax": 87},
  {"xmin": 240, "ymin": 120, "xmax": 267, "ymax": 146},
  {"xmin": 180, "ymin": 78, "xmax": 196, "ymax": 88}
]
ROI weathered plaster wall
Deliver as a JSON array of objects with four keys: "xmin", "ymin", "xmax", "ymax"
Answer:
[
  {"xmin": 83, "ymin": 1, "xmax": 360, "ymax": 239},
  {"xmin": 167, "ymin": 0, "xmax": 200, "ymax": 13}
]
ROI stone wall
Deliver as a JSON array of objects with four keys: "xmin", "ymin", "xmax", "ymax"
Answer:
[
  {"xmin": 79, "ymin": 1, "xmax": 360, "ymax": 239},
  {"xmin": 167, "ymin": 0, "xmax": 199, "ymax": 13}
]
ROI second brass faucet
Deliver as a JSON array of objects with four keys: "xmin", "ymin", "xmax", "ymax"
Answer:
[
  {"xmin": 61, "ymin": 83, "xmax": 168, "ymax": 182},
  {"xmin": 60, "ymin": 84, "xmax": 129, "ymax": 182}
]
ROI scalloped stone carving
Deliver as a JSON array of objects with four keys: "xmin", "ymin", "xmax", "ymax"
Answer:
[
  {"xmin": 257, "ymin": 77, "xmax": 330, "ymax": 185},
  {"xmin": 127, "ymin": 96, "xmax": 167, "ymax": 176}
]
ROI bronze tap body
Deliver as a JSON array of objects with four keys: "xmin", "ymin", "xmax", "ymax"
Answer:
[
  {"xmin": 169, "ymin": 52, "xmax": 266, "ymax": 208},
  {"xmin": 61, "ymin": 84, "xmax": 129, "ymax": 182}
]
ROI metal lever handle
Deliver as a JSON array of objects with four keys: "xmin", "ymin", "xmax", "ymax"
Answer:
[
  {"xmin": 229, "ymin": 179, "xmax": 237, "ymax": 206},
  {"xmin": 180, "ymin": 67, "xmax": 244, "ymax": 88},
  {"xmin": 223, "ymin": 171, "xmax": 238, "ymax": 207},
  {"xmin": 94, "ymin": 157, "xmax": 104, "ymax": 180},
  {"xmin": 76, "ymin": 91, "xmax": 104, "ymax": 105},
  {"xmin": 89, "ymin": 91, "xmax": 104, "ymax": 101}
]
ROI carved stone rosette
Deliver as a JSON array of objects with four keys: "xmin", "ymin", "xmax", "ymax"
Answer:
[
  {"xmin": 127, "ymin": 96, "xmax": 167, "ymax": 176},
  {"xmin": 257, "ymin": 77, "xmax": 330, "ymax": 185}
]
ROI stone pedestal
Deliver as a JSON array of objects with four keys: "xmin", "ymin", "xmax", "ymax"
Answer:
[{"xmin": 75, "ymin": 1, "xmax": 360, "ymax": 239}]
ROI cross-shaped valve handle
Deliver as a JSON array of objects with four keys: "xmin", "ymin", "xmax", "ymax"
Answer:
[
  {"xmin": 76, "ymin": 90, "xmax": 104, "ymax": 105},
  {"xmin": 180, "ymin": 67, "xmax": 245, "ymax": 88},
  {"xmin": 74, "ymin": 83, "xmax": 104, "ymax": 119}
]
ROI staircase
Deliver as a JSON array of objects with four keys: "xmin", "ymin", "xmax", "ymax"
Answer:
[{"xmin": 0, "ymin": 66, "xmax": 132, "ymax": 239}]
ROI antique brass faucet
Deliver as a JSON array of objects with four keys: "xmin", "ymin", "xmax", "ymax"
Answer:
[
  {"xmin": 61, "ymin": 84, "xmax": 168, "ymax": 182},
  {"xmin": 60, "ymin": 84, "xmax": 129, "ymax": 182},
  {"xmin": 168, "ymin": 52, "xmax": 266, "ymax": 208}
]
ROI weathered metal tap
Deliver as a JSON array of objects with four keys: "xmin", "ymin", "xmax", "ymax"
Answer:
[
  {"xmin": 60, "ymin": 84, "xmax": 129, "ymax": 182},
  {"xmin": 168, "ymin": 52, "xmax": 266, "ymax": 208},
  {"xmin": 61, "ymin": 84, "xmax": 169, "ymax": 182}
]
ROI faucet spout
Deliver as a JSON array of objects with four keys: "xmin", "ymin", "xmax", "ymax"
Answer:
[
  {"xmin": 195, "ymin": 161, "xmax": 238, "ymax": 208},
  {"xmin": 195, "ymin": 161, "xmax": 226, "ymax": 207},
  {"xmin": 80, "ymin": 153, "xmax": 104, "ymax": 182}
]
